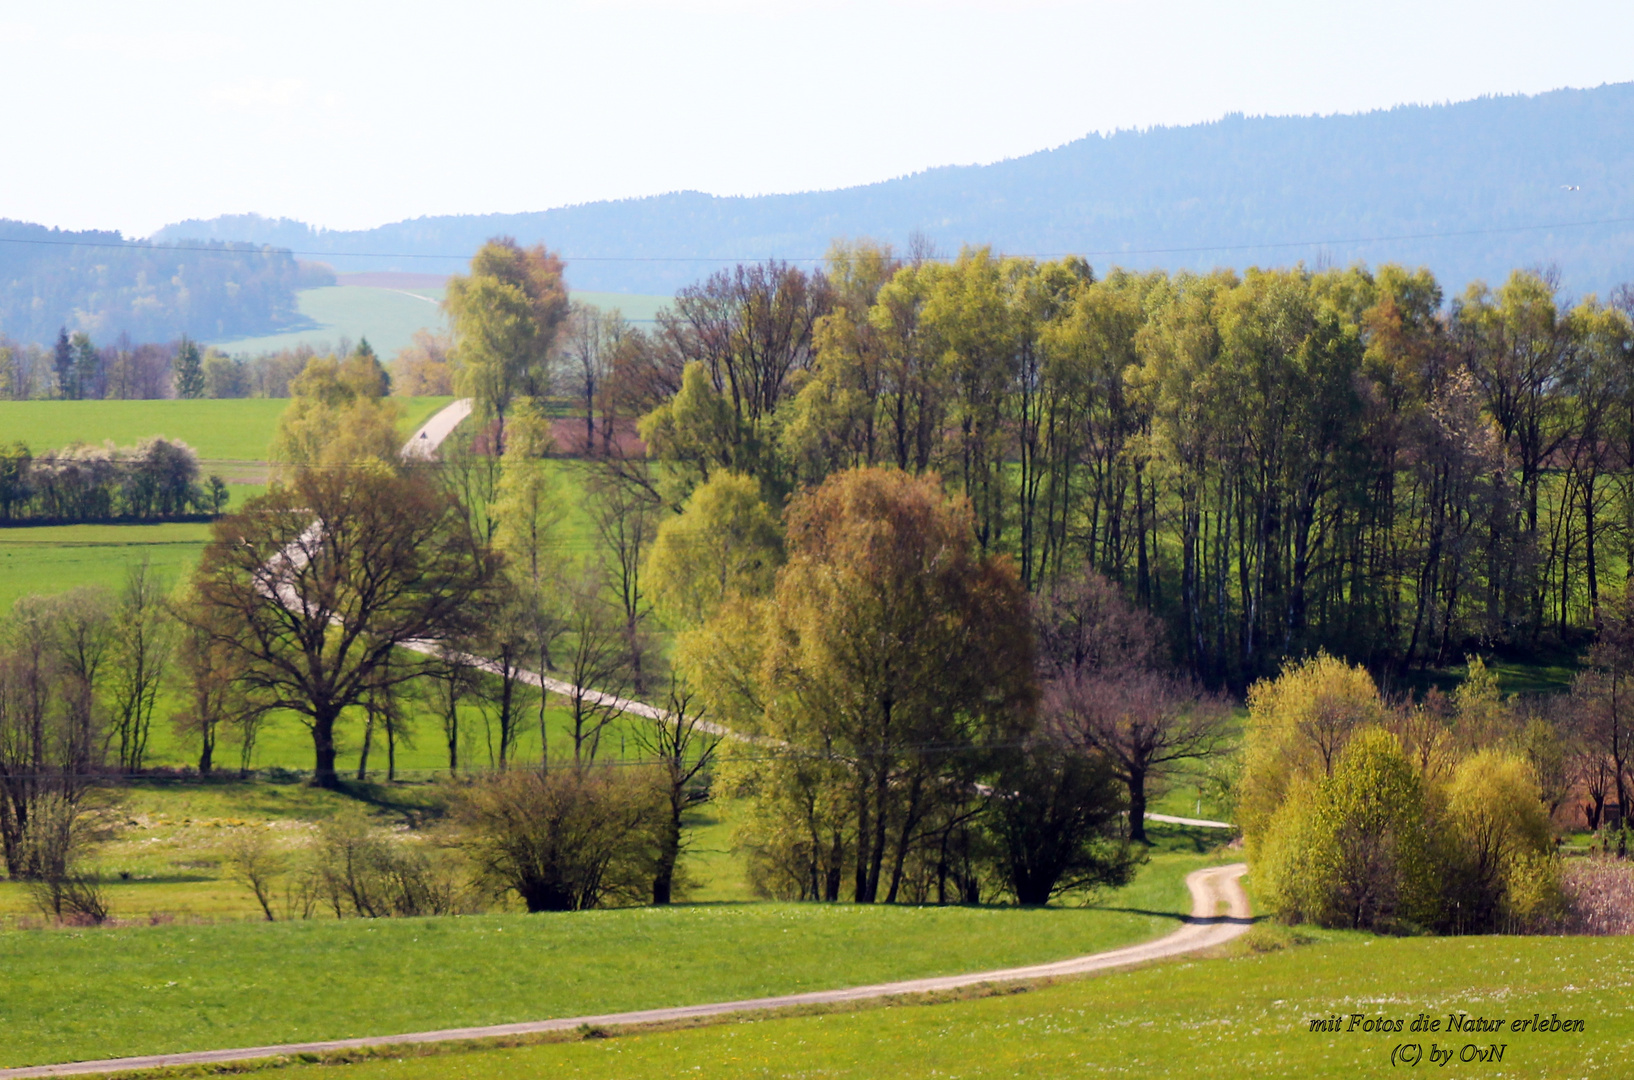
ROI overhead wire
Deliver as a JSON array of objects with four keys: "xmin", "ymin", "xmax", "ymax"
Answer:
[{"xmin": 4, "ymin": 212, "xmax": 1634, "ymax": 264}]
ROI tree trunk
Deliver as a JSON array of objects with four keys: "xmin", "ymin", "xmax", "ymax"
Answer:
[
  {"xmin": 1127, "ymin": 767, "xmax": 1148, "ymax": 844},
  {"xmin": 312, "ymin": 715, "xmax": 341, "ymax": 789},
  {"xmin": 356, "ymin": 709, "xmax": 374, "ymax": 782},
  {"xmin": 652, "ymin": 791, "xmax": 682, "ymax": 905}
]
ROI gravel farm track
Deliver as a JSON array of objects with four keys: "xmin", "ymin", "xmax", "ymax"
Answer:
[
  {"xmin": 0, "ymin": 864, "xmax": 1251, "ymax": 1079},
  {"xmin": 0, "ymin": 402, "xmax": 1253, "ymax": 1078}
]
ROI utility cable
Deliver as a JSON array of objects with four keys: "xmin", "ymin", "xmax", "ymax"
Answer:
[{"xmin": 4, "ymin": 212, "xmax": 1634, "ymax": 263}]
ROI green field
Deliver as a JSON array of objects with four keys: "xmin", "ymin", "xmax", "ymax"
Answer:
[
  {"xmin": 0, "ymin": 522, "xmax": 213, "ymax": 613},
  {"xmin": 0, "ymin": 847, "xmax": 1215, "ymax": 1068},
  {"xmin": 209, "ymin": 285, "xmax": 671, "ymax": 360},
  {"xmin": 0, "ymin": 397, "xmax": 458, "ymax": 613},
  {"xmin": 243, "ymin": 931, "xmax": 1632, "ymax": 1080},
  {"xmin": 0, "ymin": 397, "xmax": 455, "ymax": 464}
]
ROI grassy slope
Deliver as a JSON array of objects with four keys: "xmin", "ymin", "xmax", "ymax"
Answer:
[
  {"xmin": 209, "ymin": 286, "xmax": 671, "ymax": 360},
  {"xmin": 254, "ymin": 932, "xmax": 1634, "ymax": 1080},
  {"xmin": 0, "ymin": 848, "xmax": 1215, "ymax": 1068},
  {"xmin": 212, "ymin": 286, "xmax": 447, "ymax": 360},
  {"xmin": 0, "ymin": 397, "xmax": 455, "ymax": 614}
]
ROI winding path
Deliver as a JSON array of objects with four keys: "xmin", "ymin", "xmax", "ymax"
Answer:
[
  {"xmin": 0, "ymin": 405, "xmax": 1251, "ymax": 1078},
  {"xmin": 0, "ymin": 864, "xmax": 1250, "ymax": 1078}
]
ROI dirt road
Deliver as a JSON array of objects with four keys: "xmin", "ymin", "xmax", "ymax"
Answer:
[{"xmin": 0, "ymin": 864, "xmax": 1249, "ymax": 1079}]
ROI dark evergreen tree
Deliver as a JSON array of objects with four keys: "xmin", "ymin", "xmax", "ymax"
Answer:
[
  {"xmin": 52, "ymin": 328, "xmax": 74, "ymax": 399},
  {"xmin": 174, "ymin": 337, "xmax": 204, "ymax": 399}
]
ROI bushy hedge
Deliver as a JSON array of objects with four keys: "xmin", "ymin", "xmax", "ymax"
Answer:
[
  {"xmin": 0, "ymin": 438, "xmax": 226, "ymax": 522},
  {"xmin": 1245, "ymin": 655, "xmax": 1562, "ymax": 934}
]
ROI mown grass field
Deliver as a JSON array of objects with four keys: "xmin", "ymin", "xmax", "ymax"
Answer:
[
  {"xmin": 243, "ymin": 931, "xmax": 1632, "ymax": 1080},
  {"xmin": 209, "ymin": 284, "xmax": 671, "ymax": 359},
  {"xmin": 0, "ymin": 396, "xmax": 455, "ymax": 462},
  {"xmin": 0, "ymin": 397, "xmax": 456, "ymax": 613},
  {"xmin": 0, "ymin": 842, "xmax": 1219, "ymax": 1068}
]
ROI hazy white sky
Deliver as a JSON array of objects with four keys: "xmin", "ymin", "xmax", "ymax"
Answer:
[{"xmin": 5, "ymin": 0, "xmax": 1634, "ymax": 237}]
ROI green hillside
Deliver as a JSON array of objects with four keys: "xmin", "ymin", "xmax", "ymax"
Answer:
[
  {"xmin": 0, "ymin": 396, "xmax": 454, "ymax": 463},
  {"xmin": 210, "ymin": 285, "xmax": 448, "ymax": 359},
  {"xmin": 209, "ymin": 285, "xmax": 670, "ymax": 359}
]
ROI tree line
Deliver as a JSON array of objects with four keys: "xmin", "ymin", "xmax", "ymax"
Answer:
[
  {"xmin": 535, "ymin": 245, "xmax": 1634, "ymax": 688},
  {"xmin": 0, "ymin": 326, "xmax": 410, "ymax": 403},
  {"xmin": 7, "ymin": 234, "xmax": 1627, "ymax": 925},
  {"xmin": 0, "ymin": 437, "xmax": 226, "ymax": 523}
]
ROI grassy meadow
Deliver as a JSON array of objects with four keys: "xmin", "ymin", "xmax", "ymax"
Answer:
[
  {"xmin": 0, "ymin": 822, "xmax": 1223, "ymax": 1068},
  {"xmin": 0, "ymin": 396, "xmax": 456, "ymax": 613},
  {"xmin": 0, "ymin": 521, "xmax": 214, "ymax": 613},
  {"xmin": 239, "ymin": 931, "xmax": 1632, "ymax": 1080},
  {"xmin": 0, "ymin": 396, "xmax": 455, "ymax": 463}
]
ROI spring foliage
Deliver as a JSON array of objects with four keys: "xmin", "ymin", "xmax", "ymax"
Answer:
[{"xmin": 1245, "ymin": 655, "xmax": 1561, "ymax": 932}]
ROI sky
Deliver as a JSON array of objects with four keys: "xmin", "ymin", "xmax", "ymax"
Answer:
[{"xmin": 5, "ymin": 0, "xmax": 1634, "ymax": 238}]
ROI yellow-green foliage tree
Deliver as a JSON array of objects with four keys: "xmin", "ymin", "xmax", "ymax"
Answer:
[
  {"xmin": 270, "ymin": 347, "xmax": 402, "ymax": 472},
  {"xmin": 491, "ymin": 400, "xmax": 562, "ymax": 590},
  {"xmin": 1441, "ymin": 750, "xmax": 1561, "ymax": 931},
  {"xmin": 1239, "ymin": 653, "xmax": 1387, "ymax": 861},
  {"xmin": 637, "ymin": 360, "xmax": 750, "ymax": 505},
  {"xmin": 444, "ymin": 238, "xmax": 568, "ymax": 437},
  {"xmin": 644, "ymin": 470, "xmax": 782, "ymax": 629},
  {"xmin": 1257, "ymin": 726, "xmax": 1436, "ymax": 931},
  {"xmin": 684, "ymin": 467, "xmax": 1034, "ymax": 904}
]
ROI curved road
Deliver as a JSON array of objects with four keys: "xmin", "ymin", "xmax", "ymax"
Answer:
[
  {"xmin": 0, "ymin": 406, "xmax": 1253, "ymax": 1079},
  {"xmin": 1, "ymin": 864, "xmax": 1249, "ymax": 1078}
]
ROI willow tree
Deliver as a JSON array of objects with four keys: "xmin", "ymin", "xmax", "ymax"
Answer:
[
  {"xmin": 761, "ymin": 467, "xmax": 1034, "ymax": 903},
  {"xmin": 444, "ymin": 238, "xmax": 569, "ymax": 442}
]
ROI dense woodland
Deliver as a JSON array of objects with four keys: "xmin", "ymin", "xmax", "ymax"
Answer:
[
  {"xmin": 5, "ymin": 236, "xmax": 1634, "ymax": 929},
  {"xmin": 523, "ymin": 243, "xmax": 1634, "ymax": 685},
  {"xmin": 0, "ymin": 220, "xmax": 327, "ymax": 345}
]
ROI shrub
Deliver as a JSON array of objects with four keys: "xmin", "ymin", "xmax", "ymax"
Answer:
[
  {"xmin": 985, "ymin": 742, "xmax": 1140, "ymax": 905},
  {"xmin": 1240, "ymin": 654, "xmax": 1387, "ymax": 861},
  {"xmin": 20, "ymin": 792, "xmax": 112, "ymax": 924},
  {"xmin": 1561, "ymin": 858, "xmax": 1634, "ymax": 935},
  {"xmin": 1439, "ymin": 750, "xmax": 1561, "ymax": 932},
  {"xmin": 1257, "ymin": 727, "xmax": 1435, "ymax": 932},
  {"xmin": 458, "ymin": 767, "xmax": 659, "ymax": 912},
  {"xmin": 298, "ymin": 812, "xmax": 472, "ymax": 919}
]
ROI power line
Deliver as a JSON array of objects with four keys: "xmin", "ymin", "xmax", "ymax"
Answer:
[{"xmin": 4, "ymin": 213, "xmax": 1634, "ymax": 264}]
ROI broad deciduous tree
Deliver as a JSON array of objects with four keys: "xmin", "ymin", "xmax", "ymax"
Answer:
[{"xmin": 188, "ymin": 467, "xmax": 496, "ymax": 788}]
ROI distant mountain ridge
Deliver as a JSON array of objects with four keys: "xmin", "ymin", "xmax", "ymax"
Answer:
[{"xmin": 139, "ymin": 82, "xmax": 1634, "ymax": 300}]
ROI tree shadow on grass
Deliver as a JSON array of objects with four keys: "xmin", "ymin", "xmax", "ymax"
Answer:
[{"xmin": 333, "ymin": 780, "xmax": 449, "ymax": 824}]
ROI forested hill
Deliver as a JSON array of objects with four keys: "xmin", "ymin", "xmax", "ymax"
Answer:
[
  {"xmin": 0, "ymin": 220, "xmax": 327, "ymax": 345},
  {"xmin": 154, "ymin": 82, "xmax": 1634, "ymax": 297}
]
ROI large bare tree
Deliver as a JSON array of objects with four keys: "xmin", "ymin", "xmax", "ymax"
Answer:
[
  {"xmin": 1037, "ymin": 567, "xmax": 1227, "ymax": 843},
  {"xmin": 189, "ymin": 467, "xmax": 496, "ymax": 788}
]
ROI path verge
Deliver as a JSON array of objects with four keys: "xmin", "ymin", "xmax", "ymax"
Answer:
[{"xmin": 0, "ymin": 864, "xmax": 1249, "ymax": 1078}]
